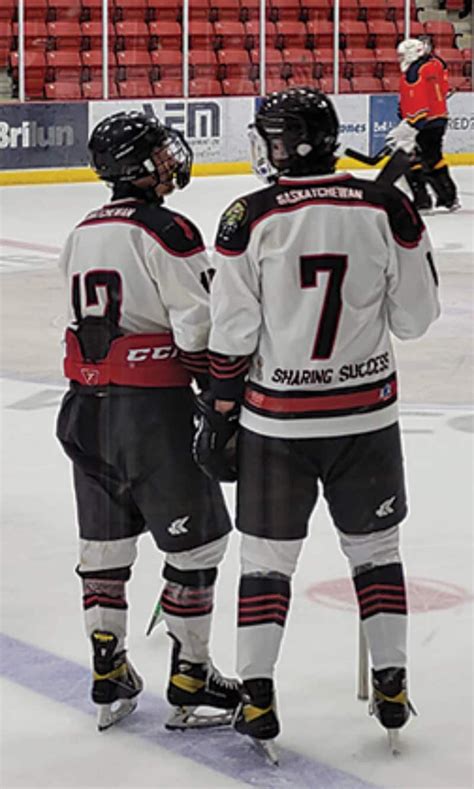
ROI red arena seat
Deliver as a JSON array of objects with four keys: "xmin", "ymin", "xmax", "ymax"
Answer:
[
  {"xmin": 117, "ymin": 77, "xmax": 152, "ymax": 95},
  {"xmin": 343, "ymin": 46, "xmax": 376, "ymax": 76},
  {"xmin": 44, "ymin": 79, "xmax": 82, "ymax": 97},
  {"xmin": 395, "ymin": 19, "xmax": 423, "ymax": 38},
  {"xmin": 150, "ymin": 48, "xmax": 182, "ymax": 79},
  {"xmin": 249, "ymin": 47, "xmax": 284, "ymax": 79},
  {"xmin": 147, "ymin": 0, "xmax": 182, "ymax": 22},
  {"xmin": 244, "ymin": 20, "xmax": 278, "ymax": 49},
  {"xmin": 269, "ymin": 0, "xmax": 302, "ymax": 23},
  {"xmin": 282, "ymin": 47, "xmax": 315, "ymax": 81},
  {"xmin": 221, "ymin": 77, "xmax": 256, "ymax": 93},
  {"xmin": 318, "ymin": 75, "xmax": 352, "ymax": 91},
  {"xmin": 359, "ymin": 0, "xmax": 388, "ymax": 22},
  {"xmin": 114, "ymin": 20, "xmax": 149, "ymax": 49},
  {"xmin": 424, "ymin": 20, "xmax": 455, "ymax": 49},
  {"xmin": 214, "ymin": 20, "xmax": 246, "ymax": 48},
  {"xmin": 239, "ymin": 0, "xmax": 261, "ymax": 22},
  {"xmin": 381, "ymin": 74, "xmax": 398, "ymax": 90},
  {"xmin": 306, "ymin": 20, "xmax": 334, "ymax": 48},
  {"xmin": 9, "ymin": 49, "xmax": 46, "ymax": 95},
  {"xmin": 260, "ymin": 77, "xmax": 289, "ymax": 91},
  {"xmin": 217, "ymin": 48, "xmax": 251, "ymax": 79},
  {"xmin": 189, "ymin": 0, "xmax": 211, "ymax": 21},
  {"xmin": 334, "ymin": 0, "xmax": 361, "ymax": 22},
  {"xmin": 148, "ymin": 21, "xmax": 181, "ymax": 48},
  {"xmin": 351, "ymin": 74, "xmax": 383, "ymax": 90},
  {"xmin": 302, "ymin": 0, "xmax": 331, "ymax": 22},
  {"xmin": 449, "ymin": 75, "xmax": 471, "ymax": 90},
  {"xmin": 435, "ymin": 46, "xmax": 464, "ymax": 75},
  {"xmin": 46, "ymin": 20, "xmax": 82, "ymax": 48},
  {"xmin": 275, "ymin": 20, "xmax": 308, "ymax": 48},
  {"xmin": 374, "ymin": 46, "xmax": 399, "ymax": 75},
  {"xmin": 188, "ymin": 48, "xmax": 219, "ymax": 79},
  {"xmin": 116, "ymin": 48, "xmax": 151, "ymax": 78},
  {"xmin": 312, "ymin": 47, "xmax": 342, "ymax": 77},
  {"xmin": 22, "ymin": 0, "xmax": 48, "ymax": 21},
  {"xmin": 211, "ymin": 0, "xmax": 242, "ymax": 22},
  {"xmin": 340, "ymin": 19, "xmax": 368, "ymax": 48},
  {"xmin": 112, "ymin": 0, "xmax": 148, "ymax": 22},
  {"xmin": 187, "ymin": 20, "xmax": 215, "ymax": 48},
  {"xmin": 151, "ymin": 78, "xmax": 183, "ymax": 95},
  {"xmin": 12, "ymin": 20, "xmax": 48, "ymax": 50},
  {"xmin": 80, "ymin": 21, "xmax": 116, "ymax": 50},
  {"xmin": 81, "ymin": 79, "xmax": 119, "ymax": 97},
  {"xmin": 80, "ymin": 49, "xmax": 116, "ymax": 80},
  {"xmin": 189, "ymin": 77, "xmax": 222, "ymax": 94},
  {"xmin": 46, "ymin": 49, "xmax": 82, "ymax": 80},
  {"xmin": 47, "ymin": 0, "xmax": 83, "ymax": 21},
  {"xmin": 367, "ymin": 19, "xmax": 397, "ymax": 47}
]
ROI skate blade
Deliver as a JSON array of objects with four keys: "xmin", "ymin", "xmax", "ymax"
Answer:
[
  {"xmin": 250, "ymin": 738, "xmax": 279, "ymax": 766},
  {"xmin": 97, "ymin": 698, "xmax": 138, "ymax": 731},
  {"xmin": 165, "ymin": 705, "xmax": 234, "ymax": 731},
  {"xmin": 387, "ymin": 730, "xmax": 401, "ymax": 756}
]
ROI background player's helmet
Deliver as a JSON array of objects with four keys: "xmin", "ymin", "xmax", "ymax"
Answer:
[
  {"xmin": 251, "ymin": 87, "xmax": 339, "ymax": 178},
  {"xmin": 397, "ymin": 38, "xmax": 425, "ymax": 72},
  {"xmin": 89, "ymin": 111, "xmax": 193, "ymax": 190}
]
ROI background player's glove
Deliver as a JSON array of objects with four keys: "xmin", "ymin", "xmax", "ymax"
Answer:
[
  {"xmin": 385, "ymin": 121, "xmax": 418, "ymax": 155},
  {"xmin": 192, "ymin": 393, "xmax": 240, "ymax": 482}
]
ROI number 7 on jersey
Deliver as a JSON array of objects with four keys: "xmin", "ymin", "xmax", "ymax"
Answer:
[{"xmin": 300, "ymin": 254, "xmax": 348, "ymax": 360}]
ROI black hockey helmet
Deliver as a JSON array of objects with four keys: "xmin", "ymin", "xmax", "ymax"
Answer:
[
  {"xmin": 89, "ymin": 110, "xmax": 193, "ymax": 190},
  {"xmin": 252, "ymin": 87, "xmax": 339, "ymax": 178}
]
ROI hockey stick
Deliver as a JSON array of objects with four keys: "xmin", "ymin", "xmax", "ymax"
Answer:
[
  {"xmin": 344, "ymin": 145, "xmax": 391, "ymax": 167},
  {"xmin": 357, "ymin": 620, "xmax": 369, "ymax": 701},
  {"xmin": 345, "ymin": 145, "xmax": 412, "ymax": 186},
  {"xmin": 145, "ymin": 593, "xmax": 164, "ymax": 636}
]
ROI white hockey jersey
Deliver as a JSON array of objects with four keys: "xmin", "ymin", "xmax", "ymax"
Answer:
[
  {"xmin": 209, "ymin": 172, "xmax": 440, "ymax": 438},
  {"xmin": 59, "ymin": 196, "xmax": 212, "ymax": 353}
]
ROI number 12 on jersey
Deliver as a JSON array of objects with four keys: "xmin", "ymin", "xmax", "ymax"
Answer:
[{"xmin": 300, "ymin": 254, "xmax": 348, "ymax": 360}]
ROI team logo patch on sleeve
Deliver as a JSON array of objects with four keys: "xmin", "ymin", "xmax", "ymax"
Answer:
[{"xmin": 217, "ymin": 199, "xmax": 248, "ymax": 242}]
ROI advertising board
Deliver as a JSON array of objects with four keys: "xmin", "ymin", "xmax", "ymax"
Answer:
[
  {"xmin": 0, "ymin": 102, "xmax": 89, "ymax": 170},
  {"xmin": 89, "ymin": 97, "xmax": 255, "ymax": 164}
]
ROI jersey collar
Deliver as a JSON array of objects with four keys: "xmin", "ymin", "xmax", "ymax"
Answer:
[{"xmin": 278, "ymin": 173, "xmax": 352, "ymax": 186}]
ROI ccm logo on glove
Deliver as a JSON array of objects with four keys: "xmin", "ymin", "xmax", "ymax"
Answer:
[{"xmin": 126, "ymin": 346, "xmax": 178, "ymax": 362}]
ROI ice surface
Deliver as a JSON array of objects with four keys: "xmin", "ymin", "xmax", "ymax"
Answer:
[{"xmin": 0, "ymin": 168, "xmax": 473, "ymax": 789}]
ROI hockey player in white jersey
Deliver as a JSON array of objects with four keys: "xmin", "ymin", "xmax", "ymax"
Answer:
[
  {"xmin": 56, "ymin": 111, "xmax": 241, "ymax": 732},
  {"xmin": 193, "ymin": 89, "xmax": 440, "ymax": 751}
]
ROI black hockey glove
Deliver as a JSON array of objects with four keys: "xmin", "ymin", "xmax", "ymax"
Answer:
[{"xmin": 192, "ymin": 393, "xmax": 240, "ymax": 483}]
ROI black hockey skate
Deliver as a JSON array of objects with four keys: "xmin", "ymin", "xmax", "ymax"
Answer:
[
  {"xmin": 91, "ymin": 630, "xmax": 143, "ymax": 731},
  {"xmin": 371, "ymin": 667, "xmax": 416, "ymax": 754},
  {"xmin": 233, "ymin": 678, "xmax": 280, "ymax": 764},
  {"xmin": 165, "ymin": 636, "xmax": 241, "ymax": 730}
]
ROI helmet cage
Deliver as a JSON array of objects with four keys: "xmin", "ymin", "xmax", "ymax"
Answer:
[
  {"xmin": 89, "ymin": 113, "xmax": 193, "ymax": 190},
  {"xmin": 248, "ymin": 123, "xmax": 278, "ymax": 183}
]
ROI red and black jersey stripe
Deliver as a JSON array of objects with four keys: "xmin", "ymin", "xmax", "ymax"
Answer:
[
  {"xmin": 238, "ymin": 575, "xmax": 291, "ymax": 629},
  {"xmin": 243, "ymin": 373, "xmax": 397, "ymax": 420},
  {"xmin": 209, "ymin": 350, "xmax": 251, "ymax": 401},
  {"xmin": 178, "ymin": 349, "xmax": 209, "ymax": 376}
]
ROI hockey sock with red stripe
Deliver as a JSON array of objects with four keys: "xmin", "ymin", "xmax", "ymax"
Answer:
[
  {"xmin": 160, "ymin": 563, "xmax": 217, "ymax": 664},
  {"xmin": 353, "ymin": 562, "xmax": 408, "ymax": 669},
  {"xmin": 80, "ymin": 567, "xmax": 130, "ymax": 653},
  {"xmin": 237, "ymin": 574, "xmax": 291, "ymax": 679}
]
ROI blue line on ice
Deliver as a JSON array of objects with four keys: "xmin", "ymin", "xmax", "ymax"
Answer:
[{"xmin": 0, "ymin": 632, "xmax": 379, "ymax": 789}]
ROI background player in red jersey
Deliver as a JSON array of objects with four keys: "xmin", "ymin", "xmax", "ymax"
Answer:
[
  {"xmin": 389, "ymin": 38, "xmax": 459, "ymax": 211},
  {"xmin": 56, "ymin": 111, "xmax": 241, "ymax": 732},
  {"xmin": 194, "ymin": 88, "xmax": 440, "ymax": 754}
]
